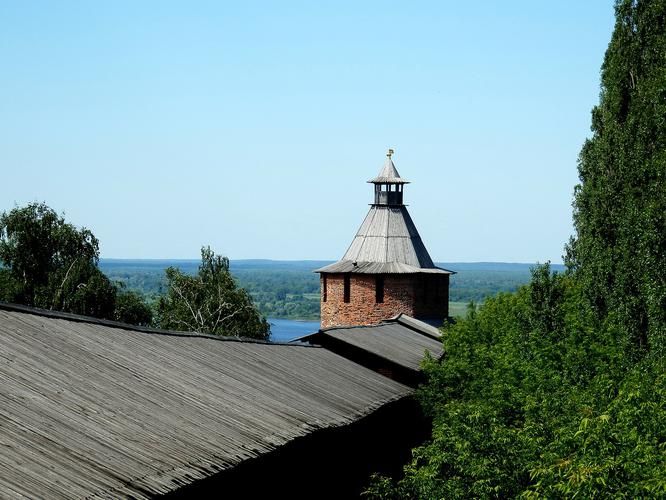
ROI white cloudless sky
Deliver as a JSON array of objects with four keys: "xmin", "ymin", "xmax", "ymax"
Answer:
[{"xmin": 0, "ymin": 1, "xmax": 616, "ymax": 263}]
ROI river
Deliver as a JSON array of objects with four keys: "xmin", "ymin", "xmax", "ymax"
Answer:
[{"xmin": 268, "ymin": 317, "xmax": 320, "ymax": 342}]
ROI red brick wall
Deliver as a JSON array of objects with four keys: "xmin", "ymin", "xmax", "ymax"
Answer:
[{"xmin": 320, "ymin": 273, "xmax": 449, "ymax": 328}]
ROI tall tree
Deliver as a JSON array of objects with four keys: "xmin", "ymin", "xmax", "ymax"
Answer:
[
  {"xmin": 156, "ymin": 246, "xmax": 270, "ymax": 339},
  {"xmin": 0, "ymin": 203, "xmax": 117, "ymax": 318},
  {"xmin": 0, "ymin": 202, "xmax": 152, "ymax": 324},
  {"xmin": 366, "ymin": 2, "xmax": 666, "ymax": 497},
  {"xmin": 566, "ymin": 0, "xmax": 666, "ymax": 356}
]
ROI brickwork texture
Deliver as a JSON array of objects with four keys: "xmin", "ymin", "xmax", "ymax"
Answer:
[{"xmin": 320, "ymin": 273, "xmax": 449, "ymax": 328}]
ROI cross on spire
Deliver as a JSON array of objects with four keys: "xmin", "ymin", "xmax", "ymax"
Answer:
[{"xmin": 387, "ymin": 148, "xmax": 394, "ymax": 158}]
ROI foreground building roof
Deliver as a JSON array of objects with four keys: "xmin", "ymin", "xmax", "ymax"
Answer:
[
  {"xmin": 294, "ymin": 314, "xmax": 444, "ymax": 386},
  {"xmin": 320, "ymin": 322, "xmax": 443, "ymax": 371},
  {"xmin": 0, "ymin": 303, "xmax": 410, "ymax": 499}
]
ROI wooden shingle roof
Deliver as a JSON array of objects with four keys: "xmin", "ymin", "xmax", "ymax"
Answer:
[
  {"xmin": 315, "ymin": 206, "xmax": 453, "ymax": 275},
  {"xmin": 368, "ymin": 156, "xmax": 409, "ymax": 184},
  {"xmin": 294, "ymin": 314, "xmax": 444, "ymax": 373},
  {"xmin": 0, "ymin": 303, "xmax": 411, "ymax": 499},
  {"xmin": 320, "ymin": 323, "xmax": 443, "ymax": 371},
  {"xmin": 317, "ymin": 153, "xmax": 453, "ymax": 276}
]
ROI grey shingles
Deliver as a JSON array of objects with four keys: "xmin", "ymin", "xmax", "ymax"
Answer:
[
  {"xmin": 368, "ymin": 156, "xmax": 409, "ymax": 184},
  {"xmin": 0, "ymin": 305, "xmax": 411, "ymax": 499},
  {"xmin": 342, "ymin": 206, "xmax": 437, "ymax": 267},
  {"xmin": 319, "ymin": 321, "xmax": 444, "ymax": 371},
  {"xmin": 393, "ymin": 314, "xmax": 443, "ymax": 340},
  {"xmin": 315, "ymin": 260, "xmax": 451, "ymax": 274},
  {"xmin": 315, "ymin": 207, "xmax": 453, "ymax": 275}
]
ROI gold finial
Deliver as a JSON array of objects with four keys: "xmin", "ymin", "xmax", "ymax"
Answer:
[{"xmin": 387, "ymin": 148, "xmax": 394, "ymax": 158}]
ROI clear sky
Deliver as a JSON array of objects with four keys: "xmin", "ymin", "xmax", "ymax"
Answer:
[{"xmin": 0, "ymin": 1, "xmax": 616, "ymax": 263}]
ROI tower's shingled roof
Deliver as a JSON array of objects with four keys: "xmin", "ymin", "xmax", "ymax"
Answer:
[{"xmin": 317, "ymin": 153, "xmax": 452, "ymax": 275}]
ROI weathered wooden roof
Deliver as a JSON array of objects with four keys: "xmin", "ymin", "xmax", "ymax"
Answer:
[
  {"xmin": 315, "ymin": 206, "xmax": 453, "ymax": 275},
  {"xmin": 368, "ymin": 156, "xmax": 409, "ymax": 184},
  {"xmin": 294, "ymin": 315, "xmax": 444, "ymax": 372},
  {"xmin": 392, "ymin": 313, "xmax": 443, "ymax": 340},
  {"xmin": 316, "ymin": 320, "xmax": 443, "ymax": 371},
  {"xmin": 0, "ymin": 303, "xmax": 411, "ymax": 499}
]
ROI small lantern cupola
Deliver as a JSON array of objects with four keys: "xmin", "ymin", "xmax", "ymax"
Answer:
[{"xmin": 369, "ymin": 149, "xmax": 410, "ymax": 206}]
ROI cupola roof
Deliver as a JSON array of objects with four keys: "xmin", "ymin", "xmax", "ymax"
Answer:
[{"xmin": 368, "ymin": 149, "xmax": 410, "ymax": 184}]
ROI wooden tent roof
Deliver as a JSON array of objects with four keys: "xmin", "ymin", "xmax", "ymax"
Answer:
[
  {"xmin": 317, "ymin": 153, "xmax": 453, "ymax": 276},
  {"xmin": 0, "ymin": 303, "xmax": 410, "ymax": 499},
  {"xmin": 368, "ymin": 155, "xmax": 409, "ymax": 184},
  {"xmin": 315, "ymin": 206, "xmax": 453, "ymax": 275}
]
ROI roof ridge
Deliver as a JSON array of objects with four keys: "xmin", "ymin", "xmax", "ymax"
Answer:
[
  {"xmin": 319, "ymin": 322, "xmax": 393, "ymax": 333},
  {"xmin": 0, "ymin": 301, "xmax": 315, "ymax": 347},
  {"xmin": 384, "ymin": 201, "xmax": 391, "ymax": 260}
]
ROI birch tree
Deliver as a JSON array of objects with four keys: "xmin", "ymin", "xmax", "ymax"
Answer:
[{"xmin": 156, "ymin": 246, "xmax": 269, "ymax": 339}]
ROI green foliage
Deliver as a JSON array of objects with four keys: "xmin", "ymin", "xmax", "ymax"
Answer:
[
  {"xmin": 367, "ymin": 269, "xmax": 665, "ymax": 498},
  {"xmin": 367, "ymin": 2, "xmax": 666, "ymax": 497},
  {"xmin": 0, "ymin": 203, "xmax": 100, "ymax": 305},
  {"xmin": 232, "ymin": 269, "xmax": 320, "ymax": 319},
  {"xmin": 114, "ymin": 288, "xmax": 153, "ymax": 326},
  {"xmin": 0, "ymin": 202, "xmax": 152, "ymax": 324},
  {"xmin": 48, "ymin": 259, "xmax": 117, "ymax": 319},
  {"xmin": 0, "ymin": 203, "xmax": 116, "ymax": 318},
  {"xmin": 99, "ymin": 261, "xmax": 323, "ymax": 320},
  {"xmin": 566, "ymin": 0, "xmax": 666, "ymax": 357},
  {"xmin": 155, "ymin": 247, "xmax": 269, "ymax": 339},
  {"xmin": 448, "ymin": 268, "xmax": 537, "ymax": 303}
]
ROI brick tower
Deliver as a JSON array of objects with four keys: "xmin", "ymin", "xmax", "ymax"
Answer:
[{"xmin": 316, "ymin": 150, "xmax": 453, "ymax": 328}]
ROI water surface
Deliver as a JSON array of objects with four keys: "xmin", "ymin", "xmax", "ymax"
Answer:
[{"xmin": 268, "ymin": 318, "xmax": 320, "ymax": 343}]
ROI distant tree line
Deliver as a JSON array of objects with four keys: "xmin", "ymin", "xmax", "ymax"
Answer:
[{"xmin": 100, "ymin": 262, "xmax": 538, "ymax": 321}]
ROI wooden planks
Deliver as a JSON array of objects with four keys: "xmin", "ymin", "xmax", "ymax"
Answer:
[
  {"xmin": 321, "ymin": 322, "xmax": 444, "ymax": 371},
  {"xmin": 316, "ymin": 205, "xmax": 453, "ymax": 274},
  {"xmin": 0, "ymin": 306, "xmax": 411, "ymax": 499}
]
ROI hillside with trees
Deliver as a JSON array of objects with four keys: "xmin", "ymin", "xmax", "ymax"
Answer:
[{"xmin": 367, "ymin": 0, "xmax": 666, "ymax": 497}]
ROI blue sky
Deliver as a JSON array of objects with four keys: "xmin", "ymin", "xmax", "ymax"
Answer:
[{"xmin": 0, "ymin": 1, "xmax": 615, "ymax": 262}]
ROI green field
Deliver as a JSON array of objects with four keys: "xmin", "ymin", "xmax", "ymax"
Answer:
[{"xmin": 448, "ymin": 301, "xmax": 473, "ymax": 318}]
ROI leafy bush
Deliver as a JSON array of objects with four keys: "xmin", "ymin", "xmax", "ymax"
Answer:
[{"xmin": 366, "ymin": 267, "xmax": 665, "ymax": 498}]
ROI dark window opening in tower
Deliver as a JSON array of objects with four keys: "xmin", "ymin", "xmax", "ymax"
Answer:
[
  {"xmin": 343, "ymin": 274, "xmax": 351, "ymax": 303},
  {"xmin": 322, "ymin": 275, "xmax": 327, "ymax": 302},
  {"xmin": 375, "ymin": 276, "xmax": 385, "ymax": 303}
]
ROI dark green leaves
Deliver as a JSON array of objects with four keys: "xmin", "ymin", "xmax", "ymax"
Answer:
[
  {"xmin": 367, "ymin": 272, "xmax": 664, "ymax": 498},
  {"xmin": 566, "ymin": 0, "xmax": 666, "ymax": 358},
  {"xmin": 0, "ymin": 202, "xmax": 151, "ymax": 325}
]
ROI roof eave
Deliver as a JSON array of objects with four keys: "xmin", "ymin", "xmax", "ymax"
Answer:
[
  {"xmin": 314, "ymin": 261, "xmax": 454, "ymax": 275},
  {"xmin": 367, "ymin": 178, "xmax": 410, "ymax": 184}
]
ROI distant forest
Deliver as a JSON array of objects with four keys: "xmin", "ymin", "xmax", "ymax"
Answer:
[{"xmin": 100, "ymin": 259, "xmax": 564, "ymax": 320}]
